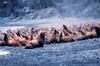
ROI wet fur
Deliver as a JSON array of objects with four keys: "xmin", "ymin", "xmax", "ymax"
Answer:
[{"xmin": 0, "ymin": 23, "xmax": 100, "ymax": 49}]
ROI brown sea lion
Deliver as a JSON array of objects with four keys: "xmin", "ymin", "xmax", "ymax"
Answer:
[
  {"xmin": 78, "ymin": 28, "xmax": 97, "ymax": 39},
  {"xmin": 3, "ymin": 33, "xmax": 21, "ymax": 46},
  {"xmin": 85, "ymin": 31, "xmax": 97, "ymax": 38},
  {"xmin": 25, "ymin": 31, "xmax": 45, "ymax": 49},
  {"xmin": 62, "ymin": 25, "xmax": 73, "ymax": 34},
  {"xmin": 92, "ymin": 26, "xmax": 100, "ymax": 37},
  {"xmin": 59, "ymin": 30, "xmax": 74, "ymax": 42},
  {"xmin": 9, "ymin": 30, "xmax": 27, "ymax": 46},
  {"xmin": 0, "ymin": 40, "xmax": 4, "ymax": 46},
  {"xmin": 45, "ymin": 28, "xmax": 59, "ymax": 44},
  {"xmin": 61, "ymin": 24, "xmax": 86, "ymax": 41}
]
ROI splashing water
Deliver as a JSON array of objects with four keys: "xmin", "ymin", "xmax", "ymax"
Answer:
[{"xmin": 0, "ymin": 50, "xmax": 10, "ymax": 56}]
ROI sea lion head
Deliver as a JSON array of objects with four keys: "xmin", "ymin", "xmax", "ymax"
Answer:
[{"xmin": 91, "ymin": 26, "xmax": 100, "ymax": 37}]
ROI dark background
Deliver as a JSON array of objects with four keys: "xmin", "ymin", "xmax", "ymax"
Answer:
[{"xmin": 0, "ymin": 0, "xmax": 100, "ymax": 18}]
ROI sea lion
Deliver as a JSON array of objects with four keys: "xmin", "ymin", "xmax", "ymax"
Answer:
[
  {"xmin": 9, "ymin": 30, "xmax": 27, "ymax": 46},
  {"xmin": 45, "ymin": 28, "xmax": 59, "ymax": 44},
  {"xmin": 3, "ymin": 33, "xmax": 21, "ymax": 46},
  {"xmin": 25, "ymin": 31, "xmax": 45, "ymax": 49},
  {"xmin": 62, "ymin": 25, "xmax": 72, "ymax": 34},
  {"xmin": 92, "ymin": 26, "xmax": 100, "ymax": 37},
  {"xmin": 0, "ymin": 40, "xmax": 4, "ymax": 46},
  {"xmin": 85, "ymin": 31, "xmax": 97, "ymax": 39},
  {"xmin": 59, "ymin": 30, "xmax": 74, "ymax": 42}
]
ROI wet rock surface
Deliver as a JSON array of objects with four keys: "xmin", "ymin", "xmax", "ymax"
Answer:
[{"xmin": 0, "ymin": 38, "xmax": 100, "ymax": 66}]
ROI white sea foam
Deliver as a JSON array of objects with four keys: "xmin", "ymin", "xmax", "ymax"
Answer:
[
  {"xmin": 0, "ymin": 50, "xmax": 10, "ymax": 56},
  {"xmin": 8, "ymin": 17, "xmax": 100, "ymax": 28},
  {"xmin": 0, "ymin": 26, "xmax": 25, "ymax": 33},
  {"xmin": 0, "ymin": 17, "xmax": 100, "ymax": 33}
]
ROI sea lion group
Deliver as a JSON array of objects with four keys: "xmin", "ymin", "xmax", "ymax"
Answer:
[{"xmin": 0, "ymin": 22, "xmax": 100, "ymax": 49}]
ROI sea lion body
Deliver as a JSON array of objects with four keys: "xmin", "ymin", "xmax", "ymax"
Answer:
[
  {"xmin": 45, "ymin": 28, "xmax": 59, "ymax": 44},
  {"xmin": 25, "ymin": 32, "xmax": 45, "ymax": 49},
  {"xmin": 60, "ymin": 35, "xmax": 74, "ymax": 42}
]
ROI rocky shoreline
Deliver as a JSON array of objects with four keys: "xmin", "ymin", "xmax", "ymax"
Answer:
[{"xmin": 0, "ymin": 22, "xmax": 100, "ymax": 49}]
